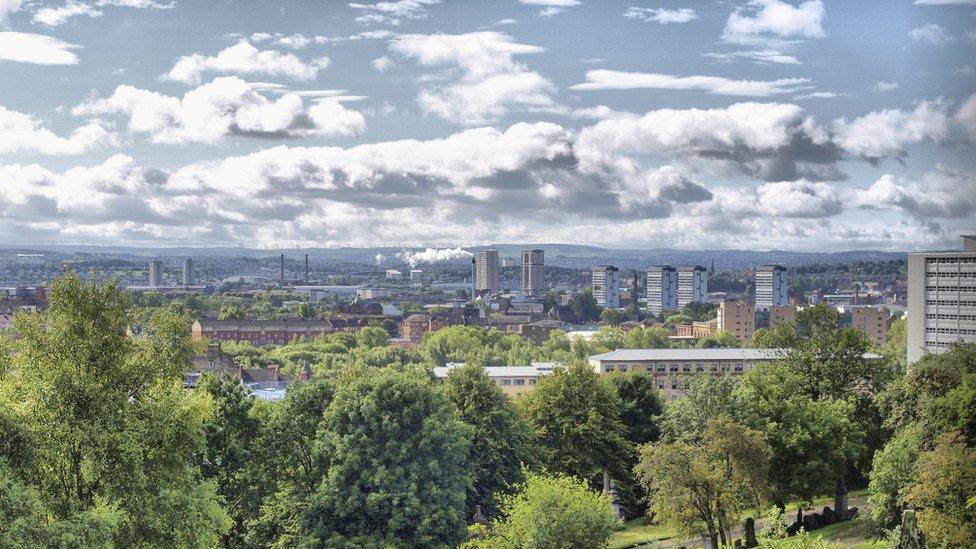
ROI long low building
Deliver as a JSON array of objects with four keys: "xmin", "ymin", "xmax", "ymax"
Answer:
[
  {"xmin": 432, "ymin": 362, "xmax": 559, "ymax": 398},
  {"xmin": 192, "ymin": 319, "xmax": 334, "ymax": 346},
  {"xmin": 589, "ymin": 348, "xmax": 787, "ymax": 400}
]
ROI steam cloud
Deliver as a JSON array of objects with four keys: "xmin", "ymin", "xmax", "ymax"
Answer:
[{"xmin": 397, "ymin": 247, "xmax": 473, "ymax": 267}]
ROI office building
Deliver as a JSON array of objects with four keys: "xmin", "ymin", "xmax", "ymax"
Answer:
[
  {"xmin": 646, "ymin": 266, "xmax": 679, "ymax": 316},
  {"xmin": 182, "ymin": 258, "xmax": 194, "ymax": 286},
  {"xmin": 475, "ymin": 250, "xmax": 500, "ymax": 294},
  {"xmin": 770, "ymin": 305, "xmax": 798, "ymax": 327},
  {"xmin": 677, "ymin": 266, "xmax": 708, "ymax": 308},
  {"xmin": 907, "ymin": 235, "xmax": 976, "ymax": 363},
  {"xmin": 432, "ymin": 362, "xmax": 558, "ymax": 398},
  {"xmin": 148, "ymin": 260, "xmax": 163, "ymax": 287},
  {"xmin": 592, "ymin": 265, "xmax": 620, "ymax": 308},
  {"xmin": 755, "ymin": 265, "xmax": 788, "ymax": 311},
  {"xmin": 717, "ymin": 300, "xmax": 755, "ymax": 343},
  {"xmin": 409, "ymin": 269, "xmax": 423, "ymax": 282},
  {"xmin": 521, "ymin": 249, "xmax": 544, "ymax": 296}
]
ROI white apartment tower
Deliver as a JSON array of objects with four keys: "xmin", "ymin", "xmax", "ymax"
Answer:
[
  {"xmin": 475, "ymin": 250, "xmax": 500, "ymax": 294},
  {"xmin": 755, "ymin": 264, "xmax": 788, "ymax": 311},
  {"xmin": 677, "ymin": 266, "xmax": 708, "ymax": 308},
  {"xmin": 592, "ymin": 265, "xmax": 620, "ymax": 308},
  {"xmin": 148, "ymin": 260, "xmax": 163, "ymax": 287},
  {"xmin": 907, "ymin": 235, "xmax": 976, "ymax": 363},
  {"xmin": 521, "ymin": 249, "xmax": 544, "ymax": 296},
  {"xmin": 646, "ymin": 266, "xmax": 679, "ymax": 316}
]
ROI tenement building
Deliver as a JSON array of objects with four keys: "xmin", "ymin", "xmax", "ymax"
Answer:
[
  {"xmin": 907, "ymin": 235, "xmax": 976, "ymax": 363},
  {"xmin": 592, "ymin": 265, "xmax": 621, "ymax": 308},
  {"xmin": 646, "ymin": 265, "xmax": 678, "ymax": 316}
]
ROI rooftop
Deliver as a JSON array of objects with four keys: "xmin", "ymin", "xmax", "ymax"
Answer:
[
  {"xmin": 432, "ymin": 362, "xmax": 560, "ymax": 379},
  {"xmin": 589, "ymin": 348, "xmax": 789, "ymax": 362}
]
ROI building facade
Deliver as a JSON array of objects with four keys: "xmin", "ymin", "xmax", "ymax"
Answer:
[
  {"xmin": 646, "ymin": 266, "xmax": 679, "ymax": 316},
  {"xmin": 677, "ymin": 266, "xmax": 708, "ymax": 308},
  {"xmin": 717, "ymin": 300, "xmax": 755, "ymax": 343},
  {"xmin": 192, "ymin": 319, "xmax": 334, "ymax": 346},
  {"xmin": 148, "ymin": 260, "xmax": 163, "ymax": 287},
  {"xmin": 851, "ymin": 306, "xmax": 894, "ymax": 347},
  {"xmin": 521, "ymin": 249, "xmax": 545, "ymax": 296},
  {"xmin": 769, "ymin": 304, "xmax": 797, "ymax": 327},
  {"xmin": 592, "ymin": 265, "xmax": 620, "ymax": 308},
  {"xmin": 755, "ymin": 265, "xmax": 788, "ymax": 311},
  {"xmin": 182, "ymin": 258, "xmax": 194, "ymax": 286},
  {"xmin": 907, "ymin": 236, "xmax": 976, "ymax": 363},
  {"xmin": 432, "ymin": 363, "xmax": 558, "ymax": 398},
  {"xmin": 475, "ymin": 250, "xmax": 500, "ymax": 295}
]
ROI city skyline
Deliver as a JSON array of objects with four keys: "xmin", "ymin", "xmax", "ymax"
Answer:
[{"xmin": 1, "ymin": 0, "xmax": 975, "ymax": 251}]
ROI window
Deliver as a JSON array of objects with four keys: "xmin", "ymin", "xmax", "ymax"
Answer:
[
  {"xmin": 501, "ymin": 379, "xmax": 512, "ymax": 386},
  {"xmin": 514, "ymin": 379, "xmax": 525, "ymax": 386}
]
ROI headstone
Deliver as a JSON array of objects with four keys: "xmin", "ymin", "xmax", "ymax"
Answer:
[
  {"xmin": 744, "ymin": 517, "xmax": 758, "ymax": 548},
  {"xmin": 602, "ymin": 471, "xmax": 622, "ymax": 519},
  {"xmin": 822, "ymin": 506, "xmax": 835, "ymax": 525},
  {"xmin": 472, "ymin": 504, "xmax": 486, "ymax": 525},
  {"xmin": 834, "ymin": 481, "xmax": 849, "ymax": 521},
  {"xmin": 701, "ymin": 536, "xmax": 716, "ymax": 549},
  {"xmin": 896, "ymin": 509, "xmax": 924, "ymax": 549},
  {"xmin": 803, "ymin": 513, "xmax": 818, "ymax": 531}
]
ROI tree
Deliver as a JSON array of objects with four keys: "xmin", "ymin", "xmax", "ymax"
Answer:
[
  {"xmin": 0, "ymin": 273, "xmax": 230, "ymax": 546},
  {"xmin": 219, "ymin": 304, "xmax": 247, "ymax": 320},
  {"xmin": 197, "ymin": 373, "xmax": 262, "ymax": 547},
  {"xmin": 518, "ymin": 364, "xmax": 632, "ymax": 494},
  {"xmin": 635, "ymin": 418, "xmax": 770, "ymax": 547},
  {"xmin": 355, "ymin": 325, "xmax": 389, "ymax": 349},
  {"xmin": 734, "ymin": 362, "xmax": 863, "ymax": 508},
  {"xmin": 606, "ymin": 371, "xmax": 665, "ymax": 518},
  {"xmin": 303, "ymin": 368, "xmax": 472, "ymax": 547},
  {"xmin": 868, "ymin": 423, "xmax": 923, "ymax": 530},
  {"xmin": 571, "ymin": 289, "xmax": 600, "ymax": 323},
  {"xmin": 463, "ymin": 472, "xmax": 618, "ymax": 549},
  {"xmin": 905, "ymin": 434, "xmax": 976, "ymax": 547},
  {"xmin": 696, "ymin": 329, "xmax": 740, "ymax": 349},
  {"xmin": 659, "ymin": 373, "xmax": 740, "ymax": 443},
  {"xmin": 600, "ymin": 308, "xmax": 628, "ymax": 326},
  {"xmin": 295, "ymin": 302, "xmax": 317, "ymax": 319},
  {"xmin": 882, "ymin": 317, "xmax": 907, "ymax": 369},
  {"xmin": 443, "ymin": 364, "xmax": 537, "ymax": 519}
]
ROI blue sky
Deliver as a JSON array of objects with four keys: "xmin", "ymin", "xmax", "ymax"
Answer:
[{"xmin": 1, "ymin": 0, "xmax": 974, "ymax": 251}]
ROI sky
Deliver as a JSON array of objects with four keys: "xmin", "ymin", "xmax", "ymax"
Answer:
[{"xmin": 0, "ymin": 0, "xmax": 975, "ymax": 252}]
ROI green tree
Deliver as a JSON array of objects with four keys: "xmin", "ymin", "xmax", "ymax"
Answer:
[
  {"xmin": 882, "ymin": 317, "xmax": 907, "ymax": 369},
  {"xmin": 219, "ymin": 304, "xmax": 247, "ymax": 320},
  {"xmin": 303, "ymin": 368, "xmax": 472, "ymax": 547},
  {"xmin": 905, "ymin": 434, "xmax": 976, "ymax": 547},
  {"xmin": 443, "ymin": 364, "xmax": 537, "ymax": 519},
  {"xmin": 355, "ymin": 325, "xmax": 389, "ymax": 349},
  {"xmin": 518, "ymin": 364, "xmax": 632, "ymax": 493},
  {"xmin": 600, "ymin": 308, "xmax": 628, "ymax": 326},
  {"xmin": 635, "ymin": 418, "xmax": 770, "ymax": 547},
  {"xmin": 868, "ymin": 423, "xmax": 923, "ymax": 530},
  {"xmin": 197, "ymin": 373, "xmax": 262, "ymax": 547},
  {"xmin": 659, "ymin": 373, "xmax": 740, "ymax": 443},
  {"xmin": 695, "ymin": 329, "xmax": 740, "ymax": 349},
  {"xmin": 0, "ymin": 273, "xmax": 230, "ymax": 546},
  {"xmin": 606, "ymin": 371, "xmax": 665, "ymax": 518},
  {"xmin": 463, "ymin": 472, "xmax": 618, "ymax": 549},
  {"xmin": 571, "ymin": 289, "xmax": 601, "ymax": 323}
]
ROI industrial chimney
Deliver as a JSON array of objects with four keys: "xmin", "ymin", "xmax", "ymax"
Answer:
[{"xmin": 280, "ymin": 254, "xmax": 285, "ymax": 287}]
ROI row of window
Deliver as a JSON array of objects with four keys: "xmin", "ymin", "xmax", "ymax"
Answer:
[
  {"xmin": 927, "ymin": 314, "xmax": 976, "ymax": 321},
  {"xmin": 925, "ymin": 328, "xmax": 976, "ymax": 335},
  {"xmin": 926, "ymin": 258, "xmax": 976, "ymax": 264},
  {"xmin": 604, "ymin": 364, "xmax": 746, "ymax": 374},
  {"xmin": 925, "ymin": 286, "xmax": 976, "ymax": 293},
  {"xmin": 499, "ymin": 378, "xmax": 533, "ymax": 386},
  {"xmin": 926, "ymin": 300, "xmax": 976, "ymax": 307}
]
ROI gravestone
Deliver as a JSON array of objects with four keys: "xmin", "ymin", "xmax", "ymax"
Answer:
[
  {"xmin": 834, "ymin": 481, "xmax": 849, "ymax": 521},
  {"xmin": 744, "ymin": 517, "xmax": 758, "ymax": 548}
]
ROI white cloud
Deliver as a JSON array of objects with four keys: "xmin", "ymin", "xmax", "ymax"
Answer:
[
  {"xmin": 0, "ymin": 104, "xmax": 113, "ymax": 155},
  {"xmin": 519, "ymin": 0, "xmax": 580, "ymax": 17},
  {"xmin": 754, "ymin": 180, "xmax": 842, "ymax": 217},
  {"xmin": 955, "ymin": 93, "xmax": 976, "ymax": 141},
  {"xmin": 349, "ymin": 0, "xmax": 440, "ymax": 25},
  {"xmin": 872, "ymin": 81, "xmax": 899, "ymax": 92},
  {"xmin": 570, "ymin": 69, "xmax": 811, "ymax": 96},
  {"xmin": 956, "ymin": 65, "xmax": 976, "ymax": 75},
  {"xmin": 624, "ymin": 7, "xmax": 698, "ymax": 24},
  {"xmin": 164, "ymin": 41, "xmax": 329, "ymax": 85},
  {"xmin": 389, "ymin": 32, "xmax": 558, "ymax": 124},
  {"xmin": 0, "ymin": 32, "xmax": 80, "ymax": 64},
  {"xmin": 702, "ymin": 49, "xmax": 801, "ymax": 65},
  {"xmin": 794, "ymin": 91, "xmax": 840, "ymax": 99},
  {"xmin": 74, "ymin": 76, "xmax": 365, "ymax": 144},
  {"xmin": 858, "ymin": 169, "xmax": 976, "ymax": 218},
  {"xmin": 909, "ymin": 23, "xmax": 955, "ymax": 45},
  {"xmin": 31, "ymin": 0, "xmax": 172, "ymax": 26},
  {"xmin": 371, "ymin": 55, "xmax": 393, "ymax": 71},
  {"xmin": 723, "ymin": 0, "xmax": 825, "ymax": 44},
  {"xmin": 0, "ymin": 0, "xmax": 22, "ymax": 21},
  {"xmin": 831, "ymin": 100, "xmax": 950, "ymax": 161}
]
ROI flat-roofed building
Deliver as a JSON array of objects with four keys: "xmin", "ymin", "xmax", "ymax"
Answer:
[
  {"xmin": 148, "ymin": 260, "xmax": 163, "ymax": 287},
  {"xmin": 192, "ymin": 319, "xmax": 334, "ymax": 346},
  {"xmin": 770, "ymin": 304, "xmax": 797, "ymax": 327},
  {"xmin": 755, "ymin": 265, "xmax": 788, "ymax": 311},
  {"xmin": 907, "ymin": 235, "xmax": 976, "ymax": 363},
  {"xmin": 677, "ymin": 266, "xmax": 708, "ymax": 308},
  {"xmin": 475, "ymin": 250, "xmax": 500, "ymax": 295},
  {"xmin": 521, "ymin": 249, "xmax": 545, "ymax": 296},
  {"xmin": 432, "ymin": 362, "xmax": 559, "ymax": 397},
  {"xmin": 717, "ymin": 300, "xmax": 755, "ymax": 343},
  {"xmin": 647, "ymin": 266, "xmax": 678, "ymax": 316},
  {"xmin": 592, "ymin": 265, "xmax": 620, "ymax": 308},
  {"xmin": 851, "ymin": 306, "xmax": 895, "ymax": 347},
  {"xmin": 182, "ymin": 258, "xmax": 194, "ymax": 285}
]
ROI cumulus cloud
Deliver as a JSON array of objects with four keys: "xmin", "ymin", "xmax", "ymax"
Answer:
[
  {"xmin": 570, "ymin": 69, "xmax": 811, "ymax": 96},
  {"xmin": 831, "ymin": 99, "xmax": 950, "ymax": 161},
  {"xmin": 388, "ymin": 32, "xmax": 558, "ymax": 124},
  {"xmin": 624, "ymin": 7, "xmax": 698, "ymax": 24},
  {"xmin": 0, "ymin": 32, "xmax": 80, "ymax": 64},
  {"xmin": 164, "ymin": 41, "xmax": 330, "ymax": 85},
  {"xmin": 858, "ymin": 169, "xmax": 976, "ymax": 218},
  {"xmin": 909, "ymin": 23, "xmax": 955, "ymax": 45},
  {"xmin": 954, "ymin": 93, "xmax": 976, "ymax": 141},
  {"xmin": 349, "ymin": 0, "xmax": 439, "ymax": 25},
  {"xmin": 0, "ymin": 0, "xmax": 21, "ymax": 21},
  {"xmin": 723, "ymin": 0, "xmax": 825, "ymax": 44},
  {"xmin": 73, "ymin": 76, "xmax": 366, "ymax": 144},
  {"xmin": 0, "ymin": 104, "xmax": 113, "ymax": 155}
]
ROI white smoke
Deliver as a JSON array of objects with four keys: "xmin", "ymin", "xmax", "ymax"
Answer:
[
  {"xmin": 397, "ymin": 247, "xmax": 473, "ymax": 267},
  {"xmin": 374, "ymin": 254, "xmax": 387, "ymax": 265}
]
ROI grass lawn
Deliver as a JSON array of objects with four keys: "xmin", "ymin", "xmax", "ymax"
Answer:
[{"xmin": 609, "ymin": 518, "xmax": 679, "ymax": 549}]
